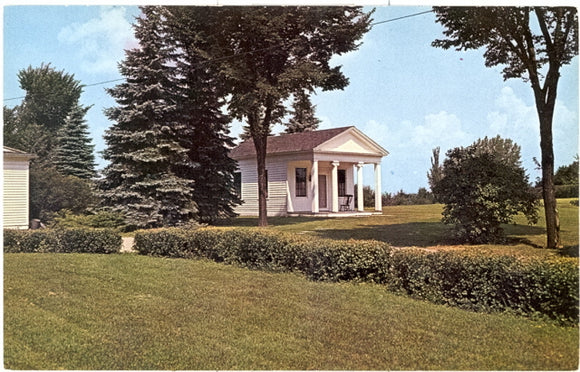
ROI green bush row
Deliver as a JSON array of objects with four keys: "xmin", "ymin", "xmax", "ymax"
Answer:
[
  {"xmin": 4, "ymin": 228, "xmax": 122, "ymax": 254},
  {"xmin": 135, "ymin": 228, "xmax": 392, "ymax": 283},
  {"xmin": 134, "ymin": 228, "xmax": 579, "ymax": 324},
  {"xmin": 389, "ymin": 249, "xmax": 578, "ymax": 323}
]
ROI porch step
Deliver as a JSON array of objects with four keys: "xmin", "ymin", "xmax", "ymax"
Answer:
[{"xmin": 287, "ymin": 211, "xmax": 382, "ymax": 218}]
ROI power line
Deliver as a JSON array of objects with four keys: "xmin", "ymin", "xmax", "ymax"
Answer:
[
  {"xmin": 3, "ymin": 78, "xmax": 126, "ymax": 102},
  {"xmin": 370, "ymin": 9, "xmax": 434, "ymax": 27},
  {"xmin": 3, "ymin": 9, "xmax": 434, "ymax": 103}
]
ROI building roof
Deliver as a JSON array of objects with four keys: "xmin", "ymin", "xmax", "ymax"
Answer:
[
  {"xmin": 230, "ymin": 126, "xmax": 356, "ymax": 159},
  {"xmin": 3, "ymin": 146, "xmax": 35, "ymax": 160}
]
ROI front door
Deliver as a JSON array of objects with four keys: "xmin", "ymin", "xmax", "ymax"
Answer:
[{"xmin": 318, "ymin": 175, "xmax": 327, "ymax": 209}]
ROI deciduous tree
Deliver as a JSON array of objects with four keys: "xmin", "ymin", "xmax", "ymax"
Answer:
[
  {"xmin": 170, "ymin": 6, "xmax": 372, "ymax": 226},
  {"xmin": 432, "ymin": 6, "xmax": 578, "ymax": 248},
  {"xmin": 427, "ymin": 146, "xmax": 442, "ymax": 193},
  {"xmin": 4, "ymin": 64, "xmax": 85, "ymax": 163}
]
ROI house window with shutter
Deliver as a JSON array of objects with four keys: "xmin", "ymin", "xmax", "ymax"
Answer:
[{"xmin": 296, "ymin": 168, "xmax": 307, "ymax": 197}]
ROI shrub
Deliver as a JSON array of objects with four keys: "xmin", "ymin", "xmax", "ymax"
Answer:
[
  {"xmin": 4, "ymin": 228, "xmax": 121, "ymax": 254},
  {"xmin": 433, "ymin": 136, "xmax": 539, "ymax": 243},
  {"xmin": 49, "ymin": 210, "xmax": 127, "ymax": 230},
  {"xmin": 29, "ymin": 165, "xmax": 97, "ymax": 221},
  {"xmin": 388, "ymin": 249, "xmax": 579, "ymax": 323}
]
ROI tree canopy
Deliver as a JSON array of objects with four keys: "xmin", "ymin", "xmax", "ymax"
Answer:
[
  {"xmin": 4, "ymin": 63, "xmax": 90, "ymax": 164},
  {"xmin": 554, "ymin": 156, "xmax": 579, "ymax": 186}
]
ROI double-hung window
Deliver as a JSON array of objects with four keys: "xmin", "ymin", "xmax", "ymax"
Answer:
[
  {"xmin": 338, "ymin": 169, "xmax": 346, "ymax": 196},
  {"xmin": 295, "ymin": 168, "xmax": 307, "ymax": 197}
]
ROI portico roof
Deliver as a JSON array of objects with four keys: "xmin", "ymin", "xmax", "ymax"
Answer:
[{"xmin": 230, "ymin": 126, "xmax": 388, "ymax": 160}]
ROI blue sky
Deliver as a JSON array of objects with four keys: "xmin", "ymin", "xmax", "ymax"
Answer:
[{"xmin": 3, "ymin": 5, "xmax": 578, "ymax": 193}]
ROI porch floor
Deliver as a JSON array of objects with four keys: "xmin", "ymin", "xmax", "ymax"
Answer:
[{"xmin": 287, "ymin": 211, "xmax": 382, "ymax": 218}]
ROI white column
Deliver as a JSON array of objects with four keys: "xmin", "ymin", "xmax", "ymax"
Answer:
[
  {"xmin": 331, "ymin": 161, "xmax": 340, "ymax": 213},
  {"xmin": 374, "ymin": 162, "xmax": 382, "ymax": 212},
  {"xmin": 311, "ymin": 160, "xmax": 319, "ymax": 213},
  {"xmin": 357, "ymin": 162, "xmax": 364, "ymax": 212}
]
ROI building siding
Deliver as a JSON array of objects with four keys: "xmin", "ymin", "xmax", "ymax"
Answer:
[
  {"xmin": 235, "ymin": 158, "xmax": 289, "ymax": 216},
  {"xmin": 3, "ymin": 161, "xmax": 30, "ymax": 229}
]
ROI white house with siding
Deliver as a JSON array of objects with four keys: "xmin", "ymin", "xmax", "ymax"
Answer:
[
  {"xmin": 230, "ymin": 126, "xmax": 389, "ymax": 217},
  {"xmin": 3, "ymin": 147, "xmax": 35, "ymax": 229}
]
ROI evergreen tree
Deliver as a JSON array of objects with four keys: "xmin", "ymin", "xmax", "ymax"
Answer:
[
  {"xmin": 100, "ymin": 6, "xmax": 196, "ymax": 228},
  {"xmin": 54, "ymin": 104, "xmax": 96, "ymax": 180},
  {"xmin": 167, "ymin": 7, "xmax": 241, "ymax": 223},
  {"xmin": 285, "ymin": 91, "xmax": 321, "ymax": 133}
]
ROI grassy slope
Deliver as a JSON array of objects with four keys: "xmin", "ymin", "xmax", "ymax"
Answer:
[
  {"xmin": 4, "ymin": 253, "xmax": 578, "ymax": 370},
  {"xmin": 223, "ymin": 199, "xmax": 579, "ymax": 257}
]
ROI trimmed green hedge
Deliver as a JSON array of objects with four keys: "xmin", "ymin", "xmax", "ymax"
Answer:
[
  {"xmin": 135, "ymin": 228, "xmax": 392, "ymax": 283},
  {"xmin": 134, "ymin": 227, "xmax": 579, "ymax": 324},
  {"xmin": 4, "ymin": 228, "xmax": 122, "ymax": 254},
  {"xmin": 389, "ymin": 249, "xmax": 578, "ymax": 323}
]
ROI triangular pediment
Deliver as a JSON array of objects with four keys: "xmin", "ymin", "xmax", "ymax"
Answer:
[{"xmin": 314, "ymin": 127, "xmax": 388, "ymax": 156}]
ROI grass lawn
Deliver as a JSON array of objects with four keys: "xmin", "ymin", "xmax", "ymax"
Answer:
[
  {"xmin": 221, "ymin": 199, "xmax": 579, "ymax": 258},
  {"xmin": 4, "ymin": 253, "xmax": 578, "ymax": 370}
]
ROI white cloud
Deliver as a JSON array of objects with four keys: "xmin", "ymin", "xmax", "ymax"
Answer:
[
  {"xmin": 486, "ymin": 86, "xmax": 538, "ymax": 139},
  {"xmin": 412, "ymin": 111, "xmax": 468, "ymax": 149},
  {"xmin": 58, "ymin": 6, "xmax": 137, "ymax": 74},
  {"xmin": 553, "ymin": 99, "xmax": 579, "ymax": 166}
]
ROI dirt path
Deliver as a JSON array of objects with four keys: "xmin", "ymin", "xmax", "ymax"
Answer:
[{"xmin": 121, "ymin": 237, "xmax": 135, "ymax": 253}]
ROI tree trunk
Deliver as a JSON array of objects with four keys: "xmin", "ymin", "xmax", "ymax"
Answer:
[
  {"xmin": 254, "ymin": 132, "xmax": 268, "ymax": 227},
  {"xmin": 533, "ymin": 75, "xmax": 561, "ymax": 249},
  {"xmin": 538, "ymin": 114, "xmax": 561, "ymax": 249},
  {"xmin": 249, "ymin": 105, "xmax": 270, "ymax": 228}
]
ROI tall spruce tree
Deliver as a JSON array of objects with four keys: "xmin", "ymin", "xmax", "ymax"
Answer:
[
  {"xmin": 54, "ymin": 104, "xmax": 96, "ymax": 180},
  {"xmin": 100, "ymin": 6, "xmax": 196, "ymax": 228},
  {"xmin": 166, "ymin": 7, "xmax": 241, "ymax": 223},
  {"xmin": 285, "ymin": 91, "xmax": 321, "ymax": 134}
]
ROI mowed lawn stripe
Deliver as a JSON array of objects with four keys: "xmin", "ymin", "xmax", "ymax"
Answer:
[{"xmin": 4, "ymin": 253, "xmax": 578, "ymax": 370}]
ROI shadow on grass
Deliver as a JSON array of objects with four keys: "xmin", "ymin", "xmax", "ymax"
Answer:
[
  {"xmin": 312, "ymin": 222, "xmax": 452, "ymax": 247},
  {"xmin": 215, "ymin": 216, "xmax": 323, "ymax": 227},
  {"xmin": 312, "ymin": 222, "xmax": 550, "ymax": 248},
  {"xmin": 561, "ymin": 245, "xmax": 579, "ymax": 257},
  {"xmin": 218, "ymin": 217, "xmax": 569, "ymax": 254}
]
